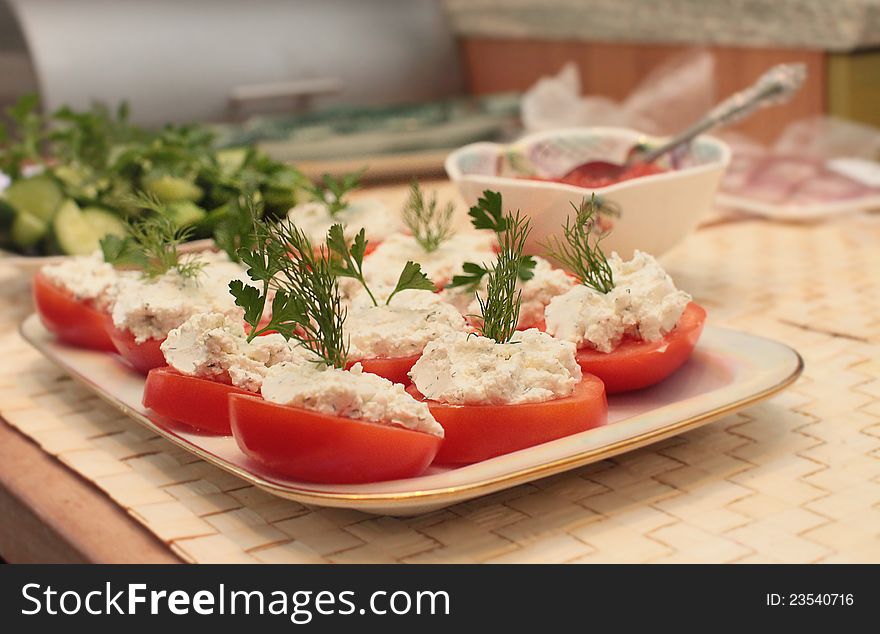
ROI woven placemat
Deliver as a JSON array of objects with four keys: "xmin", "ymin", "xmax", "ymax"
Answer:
[{"xmin": 1, "ymin": 195, "xmax": 879, "ymax": 563}]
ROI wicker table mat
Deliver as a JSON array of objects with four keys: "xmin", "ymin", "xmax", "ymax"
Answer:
[{"xmin": 1, "ymin": 201, "xmax": 879, "ymax": 563}]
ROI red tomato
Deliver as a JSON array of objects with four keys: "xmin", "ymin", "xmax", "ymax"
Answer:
[
  {"xmin": 346, "ymin": 354, "xmax": 420, "ymax": 385},
  {"xmin": 143, "ymin": 367, "xmax": 252, "ymax": 434},
  {"xmin": 229, "ymin": 394, "xmax": 442, "ymax": 483},
  {"xmin": 407, "ymin": 374, "xmax": 607, "ymax": 465},
  {"xmin": 575, "ymin": 302, "xmax": 707, "ymax": 394},
  {"xmin": 103, "ymin": 317, "xmax": 167, "ymax": 375},
  {"xmin": 32, "ymin": 272, "xmax": 116, "ymax": 352}
]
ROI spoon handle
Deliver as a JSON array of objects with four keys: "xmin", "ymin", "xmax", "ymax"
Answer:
[{"xmin": 639, "ymin": 63, "xmax": 807, "ymax": 164}]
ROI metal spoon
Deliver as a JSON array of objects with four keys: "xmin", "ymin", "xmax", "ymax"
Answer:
[{"xmin": 561, "ymin": 62, "xmax": 808, "ymax": 183}]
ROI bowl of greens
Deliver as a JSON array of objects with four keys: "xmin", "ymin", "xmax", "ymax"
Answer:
[{"xmin": 0, "ymin": 95, "xmax": 312, "ymax": 272}]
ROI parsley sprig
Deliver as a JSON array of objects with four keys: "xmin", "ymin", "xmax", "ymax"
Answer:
[
  {"xmin": 477, "ymin": 210, "xmax": 532, "ymax": 344},
  {"xmin": 100, "ymin": 193, "xmax": 205, "ymax": 280},
  {"xmin": 541, "ymin": 194, "xmax": 615, "ymax": 294},
  {"xmin": 326, "ymin": 224, "xmax": 434, "ymax": 306},
  {"xmin": 448, "ymin": 190, "xmax": 536, "ymax": 291},
  {"xmin": 230, "ymin": 214, "xmax": 348, "ymax": 368},
  {"xmin": 403, "ymin": 181, "xmax": 455, "ymax": 252},
  {"xmin": 306, "ymin": 170, "xmax": 363, "ymax": 216}
]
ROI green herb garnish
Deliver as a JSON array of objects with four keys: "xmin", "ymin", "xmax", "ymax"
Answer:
[
  {"xmin": 0, "ymin": 94, "xmax": 44, "ymax": 178},
  {"xmin": 467, "ymin": 190, "xmax": 507, "ymax": 233},
  {"xmin": 306, "ymin": 170, "xmax": 364, "ymax": 216},
  {"xmin": 541, "ymin": 194, "xmax": 614, "ymax": 294},
  {"xmin": 448, "ymin": 190, "xmax": 536, "ymax": 291},
  {"xmin": 403, "ymin": 181, "xmax": 454, "ymax": 252},
  {"xmin": 326, "ymin": 224, "xmax": 433, "ymax": 306},
  {"xmin": 476, "ymin": 210, "xmax": 531, "ymax": 344},
  {"xmin": 230, "ymin": 213, "xmax": 348, "ymax": 368},
  {"xmin": 100, "ymin": 193, "xmax": 206, "ymax": 280}
]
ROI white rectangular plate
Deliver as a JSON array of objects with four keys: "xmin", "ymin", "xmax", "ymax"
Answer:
[{"xmin": 20, "ymin": 314, "xmax": 802, "ymax": 515}]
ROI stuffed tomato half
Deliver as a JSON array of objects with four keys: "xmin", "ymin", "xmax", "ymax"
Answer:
[
  {"xmin": 33, "ymin": 270, "xmax": 117, "ymax": 351},
  {"xmin": 408, "ymin": 328, "xmax": 606, "ymax": 464},
  {"xmin": 229, "ymin": 362, "xmax": 443, "ymax": 483},
  {"xmin": 573, "ymin": 302, "xmax": 706, "ymax": 393},
  {"xmin": 544, "ymin": 243, "xmax": 706, "ymax": 393},
  {"xmin": 342, "ymin": 288, "xmax": 470, "ymax": 385},
  {"xmin": 142, "ymin": 313, "xmax": 315, "ymax": 434}
]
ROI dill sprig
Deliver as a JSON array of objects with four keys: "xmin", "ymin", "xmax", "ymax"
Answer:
[
  {"xmin": 230, "ymin": 212, "xmax": 348, "ymax": 369},
  {"xmin": 100, "ymin": 193, "xmax": 205, "ymax": 280},
  {"xmin": 476, "ymin": 210, "xmax": 531, "ymax": 344},
  {"xmin": 306, "ymin": 169, "xmax": 364, "ymax": 216},
  {"xmin": 541, "ymin": 194, "xmax": 615, "ymax": 294},
  {"xmin": 326, "ymin": 224, "xmax": 434, "ymax": 306},
  {"xmin": 403, "ymin": 181, "xmax": 455, "ymax": 252}
]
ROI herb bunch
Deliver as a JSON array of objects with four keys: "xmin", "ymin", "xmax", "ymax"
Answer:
[
  {"xmin": 306, "ymin": 170, "xmax": 363, "ymax": 216},
  {"xmin": 402, "ymin": 181, "xmax": 455, "ymax": 252},
  {"xmin": 230, "ymin": 213, "xmax": 348, "ymax": 369},
  {"xmin": 0, "ymin": 94, "xmax": 311, "ymax": 257},
  {"xmin": 542, "ymin": 194, "xmax": 615, "ymax": 294},
  {"xmin": 100, "ymin": 194, "xmax": 205, "ymax": 280},
  {"xmin": 477, "ymin": 210, "xmax": 532, "ymax": 344},
  {"xmin": 326, "ymin": 224, "xmax": 434, "ymax": 306},
  {"xmin": 448, "ymin": 190, "xmax": 536, "ymax": 291}
]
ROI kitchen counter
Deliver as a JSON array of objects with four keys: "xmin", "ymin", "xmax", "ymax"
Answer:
[{"xmin": 1, "ymin": 182, "xmax": 879, "ymax": 563}]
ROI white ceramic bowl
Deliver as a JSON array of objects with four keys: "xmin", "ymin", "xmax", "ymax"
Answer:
[{"xmin": 445, "ymin": 127, "xmax": 731, "ymax": 258}]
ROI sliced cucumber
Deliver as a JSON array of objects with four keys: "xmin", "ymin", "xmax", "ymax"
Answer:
[
  {"xmin": 4, "ymin": 175, "xmax": 64, "ymax": 222},
  {"xmin": 52, "ymin": 199, "xmax": 117, "ymax": 256},
  {"xmin": 167, "ymin": 200, "xmax": 207, "ymax": 227},
  {"xmin": 217, "ymin": 147, "xmax": 248, "ymax": 173},
  {"xmin": 12, "ymin": 211, "xmax": 49, "ymax": 248},
  {"xmin": 143, "ymin": 174, "xmax": 203, "ymax": 203},
  {"xmin": 82, "ymin": 207, "xmax": 127, "ymax": 238}
]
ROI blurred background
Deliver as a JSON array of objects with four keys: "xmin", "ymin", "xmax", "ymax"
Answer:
[{"xmin": 1, "ymin": 0, "xmax": 878, "ymax": 212}]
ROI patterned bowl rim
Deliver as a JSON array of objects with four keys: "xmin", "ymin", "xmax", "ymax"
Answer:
[{"xmin": 445, "ymin": 126, "xmax": 732, "ymax": 195}]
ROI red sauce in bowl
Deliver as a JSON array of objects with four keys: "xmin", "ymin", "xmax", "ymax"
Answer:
[{"xmin": 524, "ymin": 162, "xmax": 667, "ymax": 188}]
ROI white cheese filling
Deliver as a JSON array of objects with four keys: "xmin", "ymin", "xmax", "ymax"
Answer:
[
  {"xmin": 160, "ymin": 312, "xmax": 315, "ymax": 392},
  {"xmin": 286, "ymin": 198, "xmax": 401, "ymax": 246},
  {"xmin": 261, "ymin": 361, "xmax": 444, "ymax": 437},
  {"xmin": 545, "ymin": 250, "xmax": 691, "ymax": 353},
  {"xmin": 409, "ymin": 329, "xmax": 582, "ymax": 405},
  {"xmin": 345, "ymin": 289, "xmax": 468, "ymax": 359},
  {"xmin": 111, "ymin": 251, "xmax": 249, "ymax": 343},
  {"xmin": 441, "ymin": 256, "xmax": 576, "ymax": 328},
  {"xmin": 361, "ymin": 230, "xmax": 497, "ymax": 288},
  {"xmin": 40, "ymin": 252, "xmax": 121, "ymax": 310}
]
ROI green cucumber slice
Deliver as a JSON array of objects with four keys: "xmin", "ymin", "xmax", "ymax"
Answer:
[
  {"xmin": 167, "ymin": 200, "xmax": 207, "ymax": 227},
  {"xmin": 11, "ymin": 211, "xmax": 49, "ymax": 248},
  {"xmin": 143, "ymin": 174, "xmax": 203, "ymax": 203},
  {"xmin": 52, "ymin": 199, "xmax": 114, "ymax": 255},
  {"xmin": 4, "ymin": 175, "xmax": 64, "ymax": 222},
  {"xmin": 81, "ymin": 207, "xmax": 127, "ymax": 239}
]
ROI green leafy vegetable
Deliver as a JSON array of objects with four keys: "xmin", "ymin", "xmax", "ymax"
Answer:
[
  {"xmin": 448, "ymin": 189, "xmax": 536, "ymax": 291},
  {"xmin": 541, "ymin": 194, "xmax": 615, "ymax": 294},
  {"xmin": 326, "ymin": 224, "xmax": 377, "ymax": 306},
  {"xmin": 402, "ymin": 181, "xmax": 454, "ymax": 252},
  {"xmin": 0, "ymin": 94, "xmax": 311, "ymax": 257},
  {"xmin": 467, "ymin": 190, "xmax": 506, "ymax": 233},
  {"xmin": 101, "ymin": 193, "xmax": 206, "ymax": 280},
  {"xmin": 306, "ymin": 170, "xmax": 364, "ymax": 216},
  {"xmin": 386, "ymin": 261, "xmax": 435, "ymax": 305},
  {"xmin": 0, "ymin": 94, "xmax": 44, "ymax": 178},
  {"xmin": 326, "ymin": 224, "xmax": 436, "ymax": 306},
  {"xmin": 476, "ymin": 210, "xmax": 532, "ymax": 344},
  {"xmin": 231, "ymin": 211, "xmax": 348, "ymax": 368}
]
